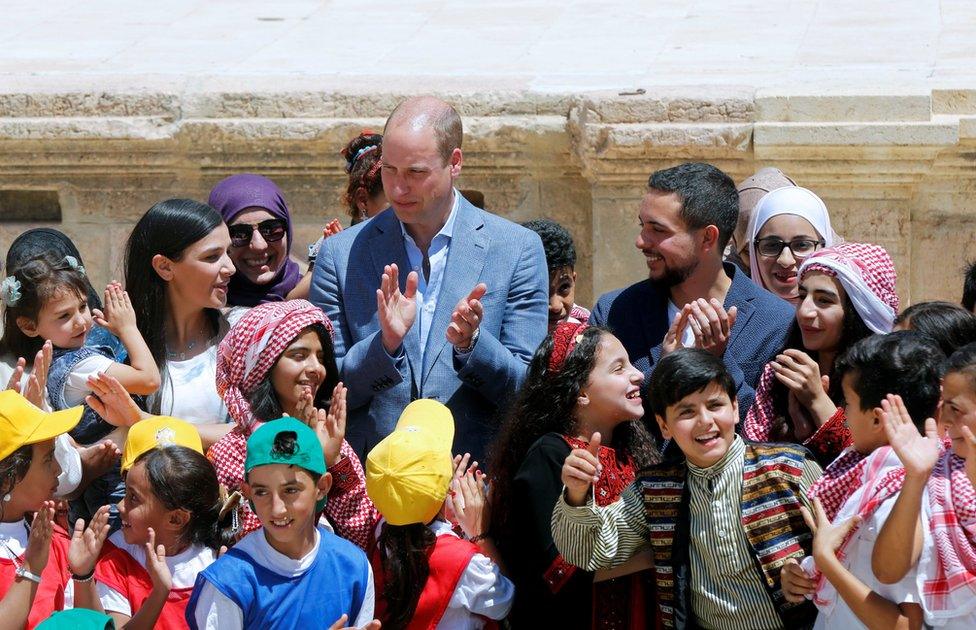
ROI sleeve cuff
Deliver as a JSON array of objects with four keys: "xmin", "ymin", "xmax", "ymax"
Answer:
[{"xmin": 328, "ymin": 455, "xmax": 357, "ymax": 494}]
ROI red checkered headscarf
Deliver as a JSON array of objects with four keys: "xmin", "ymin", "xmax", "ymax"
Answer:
[
  {"xmin": 216, "ymin": 299, "xmax": 334, "ymax": 432},
  {"xmin": 799, "ymin": 242, "xmax": 898, "ymax": 334},
  {"xmin": 549, "ymin": 321, "xmax": 589, "ymax": 372}
]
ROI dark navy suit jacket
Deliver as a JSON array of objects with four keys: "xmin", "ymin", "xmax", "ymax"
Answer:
[{"xmin": 591, "ymin": 263, "xmax": 794, "ymax": 420}]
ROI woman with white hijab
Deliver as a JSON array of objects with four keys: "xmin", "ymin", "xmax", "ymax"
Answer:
[{"xmin": 745, "ymin": 186, "xmax": 835, "ymax": 304}]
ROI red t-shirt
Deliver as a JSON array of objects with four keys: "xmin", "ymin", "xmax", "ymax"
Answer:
[{"xmin": 0, "ymin": 526, "xmax": 72, "ymax": 629}]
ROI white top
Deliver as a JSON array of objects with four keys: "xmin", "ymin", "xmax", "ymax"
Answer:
[
  {"xmin": 806, "ymin": 497, "xmax": 920, "ymax": 629},
  {"xmin": 191, "ymin": 528, "xmax": 376, "ymax": 630},
  {"xmin": 426, "ymin": 520, "xmax": 515, "ymax": 629},
  {"xmin": 0, "ymin": 355, "xmax": 82, "ymax": 497},
  {"xmin": 63, "ymin": 354, "xmax": 114, "ymax": 405},
  {"xmin": 97, "ymin": 530, "xmax": 215, "ymax": 617},
  {"xmin": 666, "ymin": 300, "xmax": 697, "ymax": 348}
]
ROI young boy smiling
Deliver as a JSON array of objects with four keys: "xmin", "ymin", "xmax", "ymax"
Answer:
[
  {"xmin": 186, "ymin": 418, "xmax": 375, "ymax": 630},
  {"xmin": 553, "ymin": 348, "xmax": 821, "ymax": 629}
]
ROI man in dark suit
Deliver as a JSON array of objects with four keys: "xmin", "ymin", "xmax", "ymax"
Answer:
[
  {"xmin": 309, "ymin": 97, "xmax": 548, "ymax": 461},
  {"xmin": 592, "ymin": 162, "xmax": 794, "ymax": 420}
]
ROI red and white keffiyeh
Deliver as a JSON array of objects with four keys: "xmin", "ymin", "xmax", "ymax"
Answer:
[
  {"xmin": 215, "ymin": 299, "xmax": 334, "ymax": 433},
  {"xmin": 798, "ymin": 242, "xmax": 899, "ymax": 335},
  {"xmin": 917, "ymin": 451, "xmax": 976, "ymax": 621}
]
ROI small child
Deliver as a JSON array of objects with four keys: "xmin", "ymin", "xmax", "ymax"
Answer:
[
  {"xmin": 522, "ymin": 219, "xmax": 590, "ymax": 332},
  {"xmin": 780, "ymin": 331, "xmax": 944, "ymax": 629},
  {"xmin": 366, "ymin": 399, "xmax": 513, "ymax": 629},
  {"xmin": 868, "ymin": 341, "xmax": 976, "ymax": 628},
  {"xmin": 0, "ymin": 390, "xmax": 83, "ymax": 628},
  {"xmin": 67, "ymin": 416, "xmax": 222, "ymax": 629},
  {"xmin": 187, "ymin": 417, "xmax": 375, "ymax": 629},
  {"xmin": 487, "ymin": 323, "xmax": 658, "ymax": 628},
  {"xmin": 553, "ymin": 348, "xmax": 822, "ymax": 629},
  {"xmin": 2, "ymin": 253, "xmax": 160, "ymax": 526}
]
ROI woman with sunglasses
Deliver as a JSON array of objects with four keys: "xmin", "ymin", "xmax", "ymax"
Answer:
[
  {"xmin": 208, "ymin": 173, "xmax": 302, "ymax": 307},
  {"xmin": 743, "ymin": 186, "xmax": 835, "ymax": 304},
  {"xmin": 124, "ymin": 199, "xmax": 242, "ymax": 445}
]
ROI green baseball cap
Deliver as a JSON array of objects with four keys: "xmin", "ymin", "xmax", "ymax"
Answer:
[
  {"xmin": 245, "ymin": 417, "xmax": 326, "ymax": 476},
  {"xmin": 38, "ymin": 609, "xmax": 115, "ymax": 629}
]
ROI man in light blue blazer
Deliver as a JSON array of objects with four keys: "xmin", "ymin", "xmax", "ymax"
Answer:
[{"xmin": 309, "ymin": 97, "xmax": 549, "ymax": 461}]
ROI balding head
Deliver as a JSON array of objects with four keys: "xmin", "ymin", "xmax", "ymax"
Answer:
[{"xmin": 385, "ymin": 97, "xmax": 463, "ymax": 164}]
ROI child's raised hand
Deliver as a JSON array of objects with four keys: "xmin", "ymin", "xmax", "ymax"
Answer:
[
  {"xmin": 92, "ymin": 282, "xmax": 137, "ymax": 334},
  {"xmin": 86, "ymin": 373, "xmax": 143, "ymax": 427},
  {"xmin": 880, "ymin": 394, "xmax": 940, "ymax": 479},
  {"xmin": 452, "ymin": 471, "xmax": 489, "ymax": 540},
  {"xmin": 328, "ymin": 614, "xmax": 381, "ymax": 630},
  {"xmin": 561, "ymin": 432, "xmax": 602, "ymax": 507},
  {"xmin": 801, "ymin": 496, "xmax": 860, "ymax": 564},
  {"xmin": 322, "ymin": 219, "xmax": 343, "ymax": 239},
  {"xmin": 144, "ymin": 527, "xmax": 173, "ymax": 594},
  {"xmin": 315, "ymin": 382, "xmax": 347, "ymax": 467},
  {"xmin": 960, "ymin": 425, "xmax": 976, "ymax": 487},
  {"xmin": 68, "ymin": 505, "xmax": 111, "ymax": 577},
  {"xmin": 23, "ymin": 501, "xmax": 56, "ymax": 575},
  {"xmin": 4, "ymin": 357, "xmax": 26, "ymax": 394},
  {"xmin": 780, "ymin": 557, "xmax": 815, "ymax": 603},
  {"xmin": 5, "ymin": 341, "xmax": 52, "ymax": 408}
]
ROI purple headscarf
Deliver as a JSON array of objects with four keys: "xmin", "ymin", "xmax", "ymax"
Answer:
[{"xmin": 208, "ymin": 173, "xmax": 302, "ymax": 307}]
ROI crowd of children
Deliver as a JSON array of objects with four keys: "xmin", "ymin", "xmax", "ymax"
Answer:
[{"xmin": 1, "ymin": 152, "xmax": 976, "ymax": 630}]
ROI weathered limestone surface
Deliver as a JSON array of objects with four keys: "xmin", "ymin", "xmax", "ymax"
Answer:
[
  {"xmin": 2, "ymin": 87, "xmax": 976, "ymax": 306},
  {"xmin": 2, "ymin": 1, "xmax": 976, "ymax": 307}
]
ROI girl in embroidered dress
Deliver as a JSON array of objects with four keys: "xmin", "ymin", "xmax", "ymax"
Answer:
[
  {"xmin": 487, "ymin": 322, "xmax": 659, "ymax": 629},
  {"xmin": 744, "ymin": 242, "xmax": 898, "ymax": 465},
  {"xmin": 2, "ymin": 252, "xmax": 160, "ymax": 527},
  {"xmin": 366, "ymin": 399, "xmax": 513, "ymax": 630},
  {"xmin": 68, "ymin": 422, "xmax": 231, "ymax": 630},
  {"xmin": 0, "ymin": 391, "xmax": 83, "ymax": 629},
  {"xmin": 205, "ymin": 300, "xmax": 376, "ymax": 547}
]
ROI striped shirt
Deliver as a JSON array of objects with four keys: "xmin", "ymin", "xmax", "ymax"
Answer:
[{"xmin": 552, "ymin": 437, "xmax": 821, "ymax": 630}]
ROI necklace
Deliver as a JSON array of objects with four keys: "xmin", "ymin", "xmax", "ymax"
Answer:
[{"xmin": 166, "ymin": 326, "xmax": 214, "ymax": 361}]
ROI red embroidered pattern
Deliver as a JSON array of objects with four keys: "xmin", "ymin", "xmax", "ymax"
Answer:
[
  {"xmin": 562, "ymin": 435, "xmax": 635, "ymax": 507},
  {"xmin": 543, "ymin": 554, "xmax": 578, "ymax": 594}
]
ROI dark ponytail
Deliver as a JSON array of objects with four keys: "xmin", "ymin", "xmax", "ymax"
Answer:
[
  {"xmin": 135, "ymin": 446, "xmax": 235, "ymax": 550},
  {"xmin": 377, "ymin": 522, "xmax": 436, "ymax": 630}
]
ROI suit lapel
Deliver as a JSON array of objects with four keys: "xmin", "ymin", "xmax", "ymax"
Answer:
[
  {"xmin": 367, "ymin": 211, "xmax": 422, "ymax": 391},
  {"xmin": 422, "ymin": 200, "xmax": 489, "ymax": 385},
  {"xmin": 723, "ymin": 265, "xmax": 755, "ymax": 351}
]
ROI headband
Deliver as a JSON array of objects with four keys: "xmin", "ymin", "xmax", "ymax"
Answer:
[{"xmin": 549, "ymin": 322, "xmax": 589, "ymax": 373}]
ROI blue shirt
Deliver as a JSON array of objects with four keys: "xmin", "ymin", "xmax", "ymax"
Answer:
[{"xmin": 399, "ymin": 190, "xmax": 461, "ymax": 362}]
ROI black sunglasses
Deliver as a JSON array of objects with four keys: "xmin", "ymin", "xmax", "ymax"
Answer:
[
  {"xmin": 754, "ymin": 236, "xmax": 824, "ymax": 259},
  {"xmin": 228, "ymin": 218, "xmax": 287, "ymax": 248}
]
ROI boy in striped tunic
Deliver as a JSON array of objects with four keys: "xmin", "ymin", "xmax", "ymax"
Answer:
[{"xmin": 553, "ymin": 349, "xmax": 821, "ymax": 629}]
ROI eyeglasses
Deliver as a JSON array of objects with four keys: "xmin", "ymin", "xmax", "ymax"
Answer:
[
  {"xmin": 754, "ymin": 237, "xmax": 824, "ymax": 259},
  {"xmin": 228, "ymin": 218, "xmax": 287, "ymax": 248}
]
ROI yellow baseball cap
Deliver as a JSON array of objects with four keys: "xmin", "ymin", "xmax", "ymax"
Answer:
[
  {"xmin": 121, "ymin": 416, "xmax": 204, "ymax": 472},
  {"xmin": 366, "ymin": 399, "xmax": 455, "ymax": 526},
  {"xmin": 0, "ymin": 390, "xmax": 83, "ymax": 462}
]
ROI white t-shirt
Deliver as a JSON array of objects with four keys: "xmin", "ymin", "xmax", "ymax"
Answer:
[
  {"xmin": 96, "ymin": 530, "xmax": 215, "ymax": 617},
  {"xmin": 191, "ymin": 527, "xmax": 375, "ymax": 630},
  {"xmin": 806, "ymin": 497, "xmax": 921, "ymax": 629},
  {"xmin": 63, "ymin": 354, "xmax": 114, "ymax": 406},
  {"xmin": 667, "ymin": 300, "xmax": 697, "ymax": 348},
  {"xmin": 0, "ymin": 355, "xmax": 82, "ymax": 497}
]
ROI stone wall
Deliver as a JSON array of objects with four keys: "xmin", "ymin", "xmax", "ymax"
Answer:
[{"xmin": 2, "ymin": 88, "xmax": 976, "ymax": 308}]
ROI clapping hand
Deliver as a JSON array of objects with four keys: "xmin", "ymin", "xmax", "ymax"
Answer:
[
  {"xmin": 4, "ymin": 340, "xmax": 52, "ymax": 408},
  {"xmin": 447, "ymin": 284, "xmax": 487, "ymax": 351},
  {"xmin": 561, "ymin": 432, "xmax": 602, "ymax": 507},
  {"xmin": 92, "ymin": 282, "xmax": 138, "ymax": 336},
  {"xmin": 686, "ymin": 298, "xmax": 737, "ymax": 358},
  {"xmin": 452, "ymin": 471, "xmax": 490, "ymax": 541},
  {"xmin": 86, "ymin": 373, "xmax": 144, "ymax": 427},
  {"xmin": 880, "ymin": 394, "xmax": 940, "ymax": 479},
  {"xmin": 322, "ymin": 219, "xmax": 343, "ymax": 239},
  {"xmin": 802, "ymin": 496, "xmax": 861, "ymax": 565},
  {"xmin": 376, "ymin": 264, "xmax": 418, "ymax": 354},
  {"xmin": 144, "ymin": 527, "xmax": 172, "ymax": 594},
  {"xmin": 68, "ymin": 505, "xmax": 111, "ymax": 577},
  {"xmin": 661, "ymin": 304, "xmax": 692, "ymax": 357},
  {"xmin": 23, "ymin": 501, "xmax": 56, "ymax": 575}
]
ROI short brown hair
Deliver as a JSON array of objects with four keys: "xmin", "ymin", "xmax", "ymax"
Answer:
[{"xmin": 385, "ymin": 98, "xmax": 462, "ymax": 164}]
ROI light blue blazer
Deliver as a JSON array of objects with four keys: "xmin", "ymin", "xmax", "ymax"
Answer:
[{"xmin": 309, "ymin": 198, "xmax": 548, "ymax": 462}]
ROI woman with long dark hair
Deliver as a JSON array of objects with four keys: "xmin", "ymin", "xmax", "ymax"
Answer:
[
  {"xmin": 487, "ymin": 323, "xmax": 659, "ymax": 629},
  {"xmin": 123, "ymin": 198, "xmax": 240, "ymax": 445},
  {"xmin": 744, "ymin": 242, "xmax": 899, "ymax": 465}
]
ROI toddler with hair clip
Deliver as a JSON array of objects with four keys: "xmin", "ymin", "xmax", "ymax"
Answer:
[{"xmin": 1, "ymin": 251, "xmax": 160, "ymax": 528}]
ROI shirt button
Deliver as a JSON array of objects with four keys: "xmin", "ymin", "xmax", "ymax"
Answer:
[
  {"xmin": 425, "ymin": 302, "xmax": 435, "ymax": 313},
  {"xmin": 718, "ymin": 530, "xmax": 727, "ymax": 539}
]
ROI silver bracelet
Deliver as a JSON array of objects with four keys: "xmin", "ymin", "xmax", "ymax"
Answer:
[{"xmin": 15, "ymin": 566, "xmax": 42, "ymax": 584}]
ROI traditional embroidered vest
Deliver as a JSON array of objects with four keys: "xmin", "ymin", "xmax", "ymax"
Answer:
[{"xmin": 641, "ymin": 442, "xmax": 816, "ymax": 629}]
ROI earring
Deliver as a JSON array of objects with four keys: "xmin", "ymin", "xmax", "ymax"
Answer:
[{"xmin": 2, "ymin": 493, "xmax": 10, "ymax": 502}]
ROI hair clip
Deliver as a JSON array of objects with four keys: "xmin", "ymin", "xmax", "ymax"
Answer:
[
  {"xmin": 63, "ymin": 255, "xmax": 86, "ymax": 276},
  {"xmin": 0, "ymin": 276, "xmax": 21, "ymax": 307}
]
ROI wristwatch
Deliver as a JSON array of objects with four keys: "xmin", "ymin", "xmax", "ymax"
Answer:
[{"xmin": 15, "ymin": 566, "xmax": 42, "ymax": 584}]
